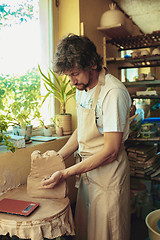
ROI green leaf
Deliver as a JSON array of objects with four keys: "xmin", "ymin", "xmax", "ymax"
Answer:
[{"xmin": 38, "ymin": 65, "xmax": 76, "ymax": 113}]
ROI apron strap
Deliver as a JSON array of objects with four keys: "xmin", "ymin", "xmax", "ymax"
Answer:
[
  {"xmin": 91, "ymin": 68, "xmax": 106, "ymax": 110},
  {"xmin": 91, "ymin": 84, "xmax": 101, "ymax": 110},
  {"xmin": 77, "ymin": 68, "xmax": 106, "ymax": 110}
]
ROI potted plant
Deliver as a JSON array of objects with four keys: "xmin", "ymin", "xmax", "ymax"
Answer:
[
  {"xmin": 38, "ymin": 65, "xmax": 76, "ymax": 135},
  {"xmin": 8, "ymin": 102, "xmax": 41, "ymax": 142},
  {"xmin": 0, "ymin": 114, "xmax": 16, "ymax": 152},
  {"xmin": 13, "ymin": 110, "xmax": 41, "ymax": 142},
  {"xmin": 0, "ymin": 70, "xmax": 41, "ymax": 141}
]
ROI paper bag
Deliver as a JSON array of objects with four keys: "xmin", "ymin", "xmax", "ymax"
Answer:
[{"xmin": 27, "ymin": 150, "xmax": 67, "ymax": 199}]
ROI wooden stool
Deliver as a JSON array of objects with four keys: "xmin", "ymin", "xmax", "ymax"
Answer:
[{"xmin": 0, "ymin": 185, "xmax": 75, "ymax": 240}]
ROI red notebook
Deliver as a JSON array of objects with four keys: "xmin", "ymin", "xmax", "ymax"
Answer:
[{"xmin": 0, "ymin": 198, "xmax": 39, "ymax": 216}]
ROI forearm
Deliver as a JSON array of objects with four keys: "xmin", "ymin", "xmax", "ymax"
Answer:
[
  {"xmin": 58, "ymin": 129, "xmax": 79, "ymax": 160},
  {"xmin": 42, "ymin": 143, "xmax": 117, "ymax": 189},
  {"xmin": 62, "ymin": 143, "xmax": 117, "ymax": 179},
  {"xmin": 62, "ymin": 132, "xmax": 123, "ymax": 178},
  {"xmin": 42, "ymin": 132, "xmax": 123, "ymax": 189}
]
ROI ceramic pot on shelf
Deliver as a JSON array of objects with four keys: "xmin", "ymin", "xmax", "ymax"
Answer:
[{"xmin": 100, "ymin": 3, "xmax": 125, "ymax": 27}]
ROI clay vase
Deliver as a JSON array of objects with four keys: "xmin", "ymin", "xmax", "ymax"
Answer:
[{"xmin": 56, "ymin": 126, "xmax": 63, "ymax": 137}]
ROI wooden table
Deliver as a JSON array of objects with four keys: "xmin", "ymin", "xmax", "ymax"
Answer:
[{"xmin": 0, "ymin": 185, "xmax": 75, "ymax": 240}]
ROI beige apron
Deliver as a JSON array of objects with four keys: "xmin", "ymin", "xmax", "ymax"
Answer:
[{"xmin": 75, "ymin": 69, "xmax": 130, "ymax": 240}]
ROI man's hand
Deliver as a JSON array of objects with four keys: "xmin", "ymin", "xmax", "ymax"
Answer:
[{"xmin": 41, "ymin": 170, "xmax": 64, "ymax": 189}]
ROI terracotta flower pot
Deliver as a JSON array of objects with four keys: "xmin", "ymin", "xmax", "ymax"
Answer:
[{"xmin": 57, "ymin": 114, "xmax": 72, "ymax": 135}]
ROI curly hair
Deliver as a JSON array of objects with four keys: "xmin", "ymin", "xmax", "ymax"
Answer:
[{"xmin": 53, "ymin": 34, "xmax": 103, "ymax": 74}]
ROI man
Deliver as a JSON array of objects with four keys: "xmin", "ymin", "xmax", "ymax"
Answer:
[{"xmin": 42, "ymin": 34, "xmax": 131, "ymax": 240}]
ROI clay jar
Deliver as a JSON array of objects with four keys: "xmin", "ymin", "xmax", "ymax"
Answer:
[{"xmin": 56, "ymin": 126, "xmax": 63, "ymax": 137}]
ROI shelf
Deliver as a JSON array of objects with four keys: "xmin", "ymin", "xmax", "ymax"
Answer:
[
  {"xmin": 97, "ymin": 24, "xmax": 132, "ymax": 38},
  {"xmin": 127, "ymin": 137, "xmax": 160, "ymax": 142},
  {"xmin": 131, "ymin": 95, "xmax": 160, "ymax": 99},
  {"xmin": 103, "ymin": 31, "xmax": 160, "ymax": 106},
  {"xmin": 119, "ymin": 64, "xmax": 160, "ymax": 69},
  {"xmin": 130, "ymin": 174, "xmax": 160, "ymax": 182},
  {"xmin": 106, "ymin": 55, "xmax": 160, "ymax": 69},
  {"xmin": 106, "ymin": 55, "xmax": 160, "ymax": 63},
  {"xmin": 123, "ymin": 80, "xmax": 160, "ymax": 87},
  {"xmin": 106, "ymin": 31, "xmax": 160, "ymax": 51},
  {"xmin": 130, "ymin": 174, "xmax": 151, "ymax": 181},
  {"xmin": 125, "ymin": 81, "xmax": 160, "ymax": 99}
]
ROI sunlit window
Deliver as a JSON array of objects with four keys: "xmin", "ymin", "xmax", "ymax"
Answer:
[{"xmin": 0, "ymin": 0, "xmax": 52, "ymax": 127}]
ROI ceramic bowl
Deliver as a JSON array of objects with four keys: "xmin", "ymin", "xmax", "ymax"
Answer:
[
  {"xmin": 152, "ymin": 48, "xmax": 160, "ymax": 55},
  {"xmin": 140, "ymin": 49, "xmax": 150, "ymax": 56},
  {"xmin": 131, "ymin": 50, "xmax": 141, "ymax": 58}
]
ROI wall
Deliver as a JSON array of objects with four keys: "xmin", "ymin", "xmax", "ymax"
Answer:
[
  {"xmin": 79, "ymin": 0, "xmax": 111, "ymax": 57},
  {"xmin": 55, "ymin": 0, "xmax": 80, "ymax": 132},
  {"xmin": 58, "ymin": 0, "xmax": 80, "ymax": 39},
  {"xmin": 79, "ymin": 0, "xmax": 119, "ymax": 78},
  {"xmin": 0, "ymin": 137, "xmax": 77, "ymax": 204}
]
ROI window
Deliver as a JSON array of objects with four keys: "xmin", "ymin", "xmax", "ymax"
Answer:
[
  {"xmin": 121, "ymin": 50, "xmax": 138, "ymax": 82},
  {"xmin": 0, "ymin": 0, "xmax": 54, "ymax": 127}
]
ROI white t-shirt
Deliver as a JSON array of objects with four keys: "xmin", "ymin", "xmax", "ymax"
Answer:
[{"xmin": 76, "ymin": 73, "xmax": 131, "ymax": 142}]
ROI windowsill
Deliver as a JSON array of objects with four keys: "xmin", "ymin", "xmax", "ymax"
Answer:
[{"xmin": 0, "ymin": 134, "xmax": 70, "ymax": 154}]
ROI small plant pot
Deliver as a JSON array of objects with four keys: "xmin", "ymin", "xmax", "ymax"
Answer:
[
  {"xmin": 56, "ymin": 126, "xmax": 63, "ymax": 137},
  {"xmin": 43, "ymin": 127, "xmax": 52, "ymax": 136},
  {"xmin": 57, "ymin": 114, "xmax": 72, "ymax": 135}
]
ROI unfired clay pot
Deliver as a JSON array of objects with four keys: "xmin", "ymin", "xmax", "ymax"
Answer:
[
  {"xmin": 100, "ymin": 3, "xmax": 125, "ymax": 27},
  {"xmin": 56, "ymin": 127, "xmax": 63, "ymax": 137}
]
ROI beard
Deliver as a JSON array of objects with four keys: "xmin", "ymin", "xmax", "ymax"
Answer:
[{"xmin": 75, "ymin": 71, "xmax": 93, "ymax": 91}]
